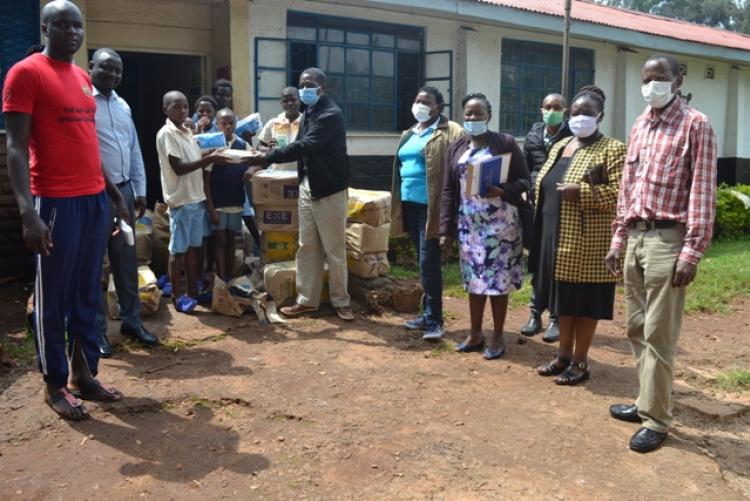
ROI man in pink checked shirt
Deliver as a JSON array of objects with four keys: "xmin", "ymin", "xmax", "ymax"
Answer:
[{"xmin": 605, "ymin": 54, "xmax": 717, "ymax": 454}]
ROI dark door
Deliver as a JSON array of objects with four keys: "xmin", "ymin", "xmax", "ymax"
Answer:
[{"xmin": 90, "ymin": 50, "xmax": 204, "ymax": 206}]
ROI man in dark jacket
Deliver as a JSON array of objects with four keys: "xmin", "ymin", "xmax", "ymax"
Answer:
[
  {"xmin": 520, "ymin": 92, "xmax": 572, "ymax": 342},
  {"xmin": 245, "ymin": 67, "xmax": 354, "ymax": 321}
]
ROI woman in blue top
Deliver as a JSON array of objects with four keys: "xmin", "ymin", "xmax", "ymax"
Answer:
[{"xmin": 391, "ymin": 87, "xmax": 464, "ymax": 340}]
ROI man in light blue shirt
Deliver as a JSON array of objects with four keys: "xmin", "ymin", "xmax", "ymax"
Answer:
[{"xmin": 90, "ymin": 48, "xmax": 158, "ymax": 355}]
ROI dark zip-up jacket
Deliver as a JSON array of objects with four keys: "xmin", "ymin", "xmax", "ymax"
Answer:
[
  {"xmin": 523, "ymin": 121, "xmax": 572, "ymax": 186},
  {"xmin": 266, "ymin": 95, "xmax": 349, "ymax": 200}
]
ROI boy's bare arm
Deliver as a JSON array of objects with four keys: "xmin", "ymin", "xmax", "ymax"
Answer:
[{"xmin": 168, "ymin": 151, "xmax": 222, "ymax": 176}]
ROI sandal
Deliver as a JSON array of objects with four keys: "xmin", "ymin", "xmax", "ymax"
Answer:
[
  {"xmin": 72, "ymin": 379, "xmax": 124, "ymax": 402},
  {"xmin": 537, "ymin": 354, "xmax": 571, "ymax": 376},
  {"xmin": 554, "ymin": 360, "xmax": 590, "ymax": 386},
  {"xmin": 280, "ymin": 303, "xmax": 319, "ymax": 317},
  {"xmin": 45, "ymin": 387, "xmax": 89, "ymax": 421}
]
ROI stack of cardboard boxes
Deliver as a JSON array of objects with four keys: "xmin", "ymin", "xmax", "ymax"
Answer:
[
  {"xmin": 253, "ymin": 170, "xmax": 300, "ymax": 264},
  {"xmin": 345, "ymin": 189, "xmax": 391, "ymax": 279}
]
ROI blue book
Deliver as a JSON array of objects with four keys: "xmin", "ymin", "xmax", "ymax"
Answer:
[
  {"xmin": 466, "ymin": 153, "xmax": 511, "ymax": 198},
  {"xmin": 195, "ymin": 131, "xmax": 227, "ymax": 150}
]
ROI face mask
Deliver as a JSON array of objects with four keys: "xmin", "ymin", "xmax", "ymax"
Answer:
[
  {"xmin": 568, "ymin": 114, "xmax": 599, "ymax": 138},
  {"xmin": 412, "ymin": 103, "xmax": 432, "ymax": 123},
  {"xmin": 299, "ymin": 87, "xmax": 320, "ymax": 107},
  {"xmin": 463, "ymin": 120, "xmax": 488, "ymax": 136},
  {"xmin": 642, "ymin": 80, "xmax": 674, "ymax": 109},
  {"xmin": 542, "ymin": 110, "xmax": 564, "ymax": 127}
]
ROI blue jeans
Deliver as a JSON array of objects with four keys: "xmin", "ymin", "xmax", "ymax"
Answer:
[{"xmin": 402, "ymin": 201, "xmax": 442, "ymax": 325}]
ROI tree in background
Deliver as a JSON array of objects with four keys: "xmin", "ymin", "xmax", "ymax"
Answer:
[{"xmin": 597, "ymin": 0, "xmax": 750, "ymax": 34}]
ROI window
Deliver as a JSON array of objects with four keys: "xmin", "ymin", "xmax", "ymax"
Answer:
[
  {"xmin": 499, "ymin": 39, "xmax": 595, "ymax": 137},
  {"xmin": 0, "ymin": 1, "xmax": 40, "ymax": 129},
  {"xmin": 286, "ymin": 12, "xmax": 424, "ymax": 132}
]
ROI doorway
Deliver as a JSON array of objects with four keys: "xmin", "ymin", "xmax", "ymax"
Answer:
[{"xmin": 90, "ymin": 50, "xmax": 205, "ymax": 206}]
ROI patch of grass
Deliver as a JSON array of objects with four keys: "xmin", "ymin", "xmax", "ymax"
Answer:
[
  {"xmin": 391, "ymin": 263, "xmax": 532, "ymax": 306},
  {"xmin": 1, "ymin": 333, "xmax": 36, "ymax": 365},
  {"xmin": 715, "ymin": 369, "xmax": 750, "ymax": 392},
  {"xmin": 685, "ymin": 236, "xmax": 750, "ymax": 314},
  {"xmin": 429, "ymin": 338, "xmax": 455, "ymax": 357},
  {"xmin": 392, "ymin": 236, "xmax": 750, "ymax": 315},
  {"xmin": 161, "ymin": 333, "xmax": 227, "ymax": 351}
]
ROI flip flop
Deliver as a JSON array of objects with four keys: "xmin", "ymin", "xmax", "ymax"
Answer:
[
  {"xmin": 72, "ymin": 379, "xmax": 124, "ymax": 402},
  {"xmin": 45, "ymin": 387, "xmax": 89, "ymax": 421}
]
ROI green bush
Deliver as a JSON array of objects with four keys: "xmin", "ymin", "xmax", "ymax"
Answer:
[{"xmin": 715, "ymin": 184, "xmax": 750, "ymax": 239}]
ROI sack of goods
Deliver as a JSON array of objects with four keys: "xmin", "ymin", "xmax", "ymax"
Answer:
[
  {"xmin": 135, "ymin": 211, "xmax": 153, "ymax": 266},
  {"xmin": 347, "ymin": 251, "xmax": 389, "ymax": 279},
  {"xmin": 151, "ymin": 202, "xmax": 171, "ymax": 276},
  {"xmin": 345, "ymin": 189, "xmax": 391, "ymax": 278},
  {"xmin": 107, "ymin": 266, "xmax": 162, "ymax": 319},
  {"xmin": 347, "ymin": 189, "xmax": 391, "ymax": 227},
  {"xmin": 263, "ymin": 260, "xmax": 329, "ymax": 306},
  {"xmin": 260, "ymin": 231, "xmax": 299, "ymax": 264}
]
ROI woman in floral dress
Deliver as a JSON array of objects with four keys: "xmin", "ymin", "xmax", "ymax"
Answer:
[{"xmin": 440, "ymin": 94, "xmax": 531, "ymax": 360}]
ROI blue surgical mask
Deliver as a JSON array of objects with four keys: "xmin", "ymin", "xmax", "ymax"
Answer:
[
  {"xmin": 299, "ymin": 87, "xmax": 320, "ymax": 107},
  {"xmin": 463, "ymin": 120, "xmax": 488, "ymax": 136}
]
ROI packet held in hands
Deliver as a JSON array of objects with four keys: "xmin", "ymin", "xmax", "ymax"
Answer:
[
  {"xmin": 195, "ymin": 131, "xmax": 227, "ymax": 150},
  {"xmin": 119, "ymin": 219, "xmax": 135, "ymax": 246},
  {"xmin": 236, "ymin": 113, "xmax": 263, "ymax": 136}
]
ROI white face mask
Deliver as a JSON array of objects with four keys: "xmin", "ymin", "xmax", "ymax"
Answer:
[
  {"xmin": 568, "ymin": 114, "xmax": 599, "ymax": 138},
  {"xmin": 642, "ymin": 80, "xmax": 675, "ymax": 109},
  {"xmin": 412, "ymin": 103, "xmax": 432, "ymax": 123}
]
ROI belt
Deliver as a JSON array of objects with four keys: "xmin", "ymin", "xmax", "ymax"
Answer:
[
  {"xmin": 116, "ymin": 179, "xmax": 131, "ymax": 188},
  {"xmin": 629, "ymin": 219, "xmax": 679, "ymax": 231}
]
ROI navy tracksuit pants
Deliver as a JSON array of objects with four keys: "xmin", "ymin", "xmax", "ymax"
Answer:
[{"xmin": 33, "ymin": 191, "xmax": 110, "ymax": 387}]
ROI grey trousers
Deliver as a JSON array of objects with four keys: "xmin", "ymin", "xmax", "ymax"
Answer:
[{"xmin": 96, "ymin": 181, "xmax": 142, "ymax": 334}]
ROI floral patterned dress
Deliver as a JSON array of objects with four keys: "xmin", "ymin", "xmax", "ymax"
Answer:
[{"xmin": 457, "ymin": 148, "xmax": 524, "ymax": 295}]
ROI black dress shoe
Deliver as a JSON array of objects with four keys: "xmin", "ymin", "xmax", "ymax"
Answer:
[
  {"xmin": 520, "ymin": 314, "xmax": 542, "ymax": 336},
  {"xmin": 542, "ymin": 320, "xmax": 560, "ymax": 343},
  {"xmin": 609, "ymin": 403, "xmax": 642, "ymax": 423},
  {"xmin": 629, "ymin": 427, "xmax": 667, "ymax": 453},
  {"xmin": 98, "ymin": 332, "xmax": 113, "ymax": 358},
  {"xmin": 121, "ymin": 324, "xmax": 160, "ymax": 346}
]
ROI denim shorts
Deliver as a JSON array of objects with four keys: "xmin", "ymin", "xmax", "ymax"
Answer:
[
  {"xmin": 212, "ymin": 211, "xmax": 243, "ymax": 232},
  {"xmin": 169, "ymin": 202, "xmax": 205, "ymax": 255}
]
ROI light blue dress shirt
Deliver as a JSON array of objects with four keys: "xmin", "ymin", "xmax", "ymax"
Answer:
[{"xmin": 94, "ymin": 88, "xmax": 147, "ymax": 197}]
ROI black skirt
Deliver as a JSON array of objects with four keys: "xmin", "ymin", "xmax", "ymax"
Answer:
[{"xmin": 533, "ymin": 156, "xmax": 615, "ymax": 320}]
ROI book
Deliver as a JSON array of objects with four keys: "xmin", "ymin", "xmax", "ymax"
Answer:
[
  {"xmin": 195, "ymin": 131, "xmax": 227, "ymax": 150},
  {"xmin": 464, "ymin": 153, "xmax": 511, "ymax": 198}
]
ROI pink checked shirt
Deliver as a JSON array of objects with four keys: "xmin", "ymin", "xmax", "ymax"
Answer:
[{"xmin": 610, "ymin": 98, "xmax": 717, "ymax": 265}]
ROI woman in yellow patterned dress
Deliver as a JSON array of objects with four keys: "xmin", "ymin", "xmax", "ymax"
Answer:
[{"xmin": 528, "ymin": 86, "xmax": 625, "ymax": 385}]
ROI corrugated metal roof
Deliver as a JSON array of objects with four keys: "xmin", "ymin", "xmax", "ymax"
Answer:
[{"xmin": 477, "ymin": 0, "xmax": 750, "ymax": 52}]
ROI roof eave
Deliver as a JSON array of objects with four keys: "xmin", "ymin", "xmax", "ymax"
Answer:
[{"xmin": 363, "ymin": 0, "xmax": 750, "ymax": 65}]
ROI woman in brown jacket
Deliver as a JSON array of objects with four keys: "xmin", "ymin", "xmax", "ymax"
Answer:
[
  {"xmin": 391, "ymin": 87, "xmax": 464, "ymax": 341},
  {"xmin": 440, "ymin": 93, "xmax": 530, "ymax": 359}
]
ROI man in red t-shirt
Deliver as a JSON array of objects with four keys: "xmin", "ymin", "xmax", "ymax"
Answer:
[{"xmin": 3, "ymin": 0, "xmax": 130, "ymax": 420}]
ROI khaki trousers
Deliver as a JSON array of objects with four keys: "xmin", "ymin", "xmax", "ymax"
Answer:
[
  {"xmin": 624, "ymin": 225, "xmax": 686, "ymax": 433},
  {"xmin": 296, "ymin": 178, "xmax": 350, "ymax": 308}
]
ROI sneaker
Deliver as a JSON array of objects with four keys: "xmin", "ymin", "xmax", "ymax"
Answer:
[
  {"xmin": 161, "ymin": 283, "xmax": 172, "ymax": 298},
  {"xmin": 404, "ymin": 315, "xmax": 429, "ymax": 331},
  {"xmin": 335, "ymin": 306, "xmax": 355, "ymax": 321},
  {"xmin": 422, "ymin": 323, "xmax": 444, "ymax": 341},
  {"xmin": 197, "ymin": 291, "xmax": 213, "ymax": 304},
  {"xmin": 156, "ymin": 274, "xmax": 170, "ymax": 290},
  {"xmin": 175, "ymin": 295, "xmax": 198, "ymax": 314}
]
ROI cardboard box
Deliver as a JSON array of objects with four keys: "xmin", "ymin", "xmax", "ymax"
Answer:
[
  {"xmin": 263, "ymin": 260, "xmax": 329, "ymax": 306},
  {"xmin": 261, "ymin": 231, "xmax": 299, "ymax": 263},
  {"xmin": 252, "ymin": 170, "xmax": 299, "ymax": 206},
  {"xmin": 346, "ymin": 223, "xmax": 391, "ymax": 255},
  {"xmin": 347, "ymin": 189, "xmax": 391, "ymax": 226},
  {"xmin": 255, "ymin": 204, "xmax": 299, "ymax": 232},
  {"xmin": 347, "ymin": 251, "xmax": 390, "ymax": 278}
]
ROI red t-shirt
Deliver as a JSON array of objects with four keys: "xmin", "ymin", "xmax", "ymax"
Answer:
[{"xmin": 2, "ymin": 53, "xmax": 104, "ymax": 197}]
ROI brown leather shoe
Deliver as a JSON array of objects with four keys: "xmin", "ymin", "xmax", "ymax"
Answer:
[
  {"xmin": 280, "ymin": 303, "xmax": 318, "ymax": 317},
  {"xmin": 335, "ymin": 306, "xmax": 355, "ymax": 321}
]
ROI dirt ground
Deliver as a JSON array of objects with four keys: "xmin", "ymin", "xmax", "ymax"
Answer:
[{"xmin": 1, "ymin": 280, "xmax": 748, "ymax": 500}]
